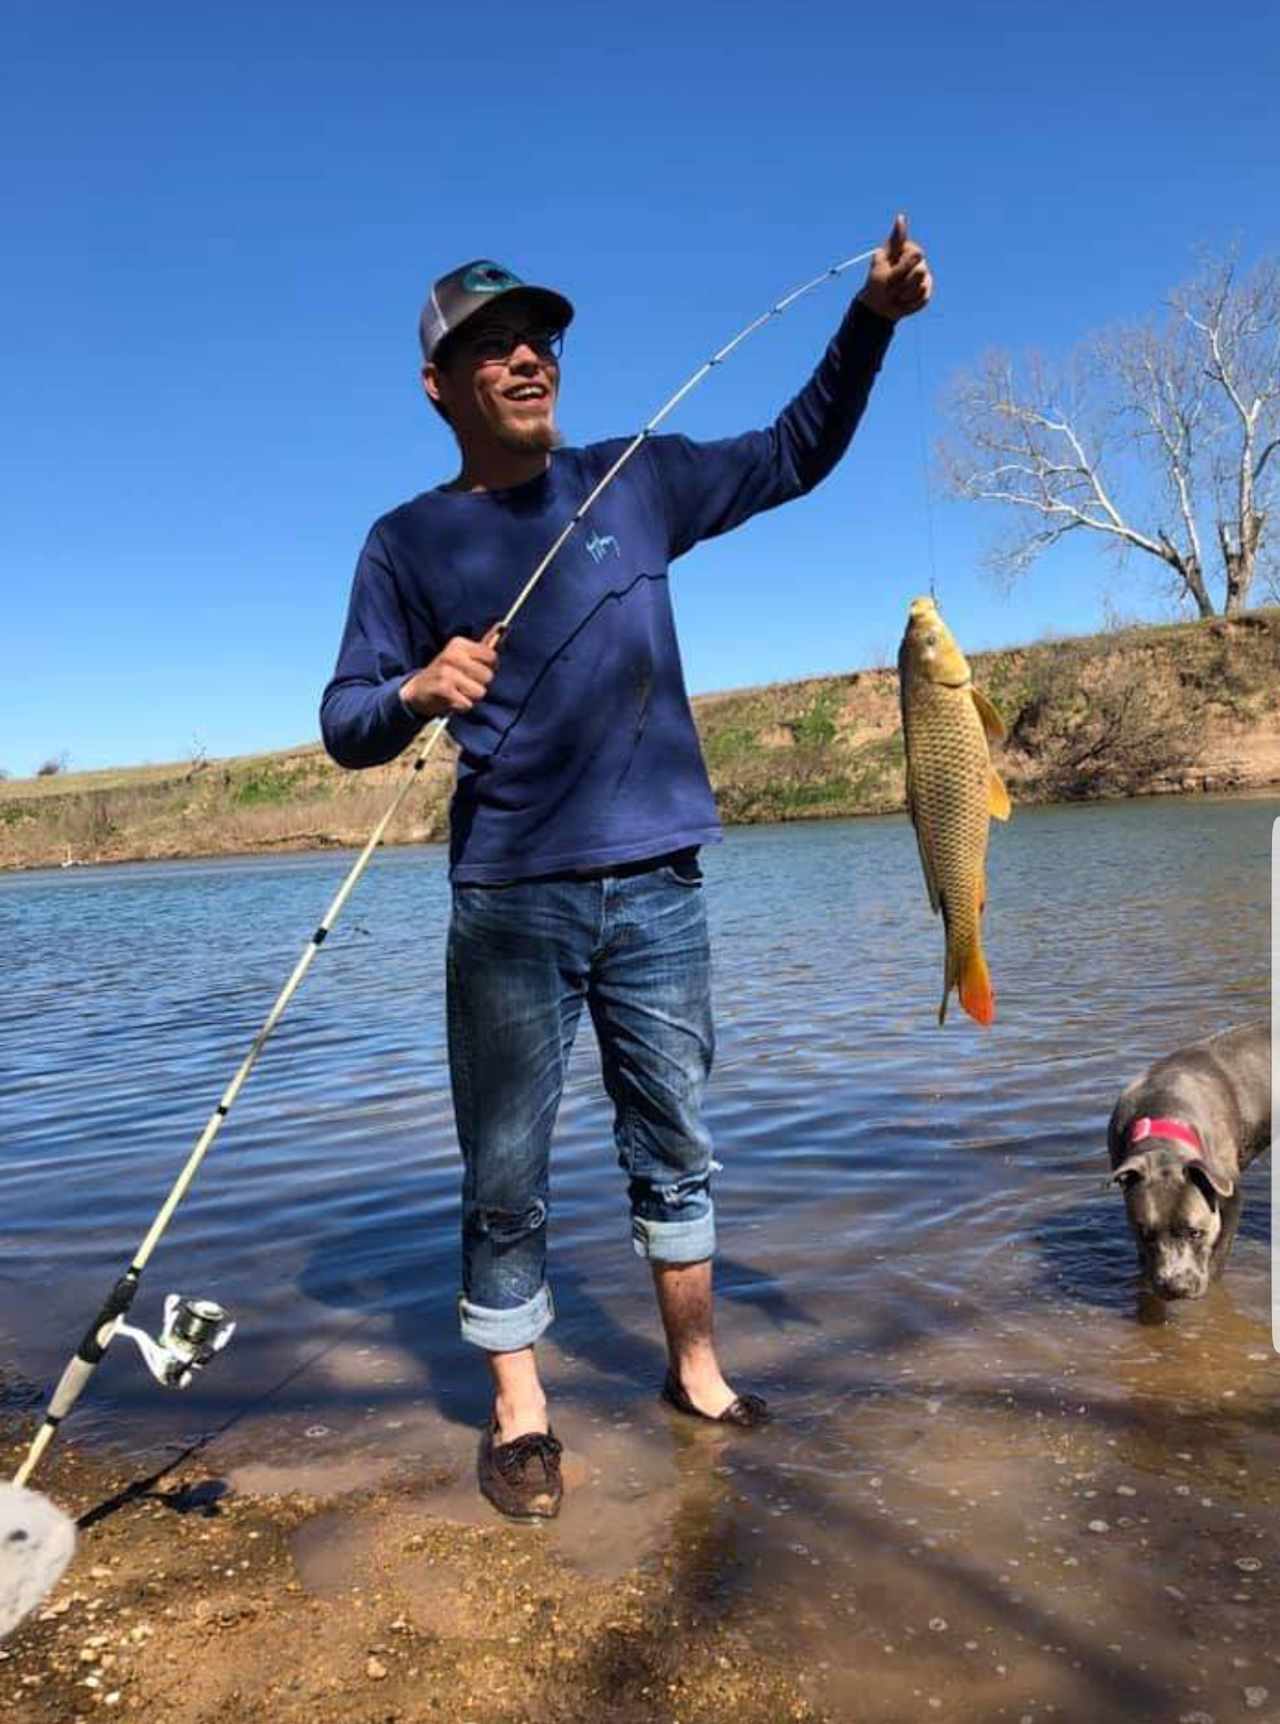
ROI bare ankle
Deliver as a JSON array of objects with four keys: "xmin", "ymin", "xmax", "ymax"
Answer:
[
  {"xmin": 671, "ymin": 1341, "xmax": 723, "ymax": 1387},
  {"xmin": 493, "ymin": 1390, "xmax": 548, "ymax": 1444},
  {"xmin": 487, "ymin": 1345, "xmax": 547, "ymax": 1444}
]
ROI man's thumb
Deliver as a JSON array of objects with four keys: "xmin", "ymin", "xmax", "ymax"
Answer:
[{"xmin": 886, "ymin": 212, "xmax": 907, "ymax": 263}]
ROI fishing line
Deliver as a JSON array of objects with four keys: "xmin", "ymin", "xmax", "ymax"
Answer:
[
  {"xmin": 911, "ymin": 319, "xmax": 941, "ymax": 603},
  {"xmin": 13, "ymin": 243, "xmax": 878, "ymax": 1495}
]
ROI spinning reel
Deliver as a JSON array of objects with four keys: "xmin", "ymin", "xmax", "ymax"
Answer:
[{"xmin": 116, "ymin": 1295, "xmax": 236, "ymax": 1389}]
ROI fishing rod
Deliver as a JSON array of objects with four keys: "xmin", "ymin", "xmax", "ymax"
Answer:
[{"xmin": 13, "ymin": 241, "xmax": 879, "ymax": 1495}]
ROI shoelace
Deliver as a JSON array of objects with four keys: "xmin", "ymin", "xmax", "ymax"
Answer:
[{"xmin": 494, "ymin": 1431, "xmax": 562, "ymax": 1480}]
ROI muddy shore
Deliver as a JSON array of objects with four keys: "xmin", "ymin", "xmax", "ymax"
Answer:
[
  {"xmin": 3, "ymin": 1420, "xmax": 829, "ymax": 1724},
  {"xmin": 6, "ymin": 1325, "xmax": 1280, "ymax": 1724}
]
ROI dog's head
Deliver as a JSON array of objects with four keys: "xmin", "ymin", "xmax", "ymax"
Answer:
[{"xmin": 1109, "ymin": 1143, "xmax": 1234, "ymax": 1300}]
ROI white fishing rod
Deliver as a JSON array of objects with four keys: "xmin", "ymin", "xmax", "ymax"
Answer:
[{"xmin": 12, "ymin": 242, "xmax": 878, "ymax": 1495}]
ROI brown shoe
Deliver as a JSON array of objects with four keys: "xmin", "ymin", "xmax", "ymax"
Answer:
[
  {"xmin": 478, "ymin": 1423, "xmax": 564, "ymax": 1521},
  {"xmin": 661, "ymin": 1369, "xmax": 769, "ymax": 1428}
]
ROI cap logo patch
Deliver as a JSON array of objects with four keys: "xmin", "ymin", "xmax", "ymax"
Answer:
[{"xmin": 463, "ymin": 263, "xmax": 523, "ymax": 295}]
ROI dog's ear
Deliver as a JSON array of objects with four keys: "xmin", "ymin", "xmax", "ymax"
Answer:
[
  {"xmin": 1107, "ymin": 1155, "xmax": 1149, "ymax": 1192},
  {"xmin": 1187, "ymin": 1160, "xmax": 1234, "ymax": 1201}
]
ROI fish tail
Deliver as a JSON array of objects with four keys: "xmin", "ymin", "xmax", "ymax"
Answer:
[{"xmin": 957, "ymin": 942, "xmax": 995, "ymax": 1027}]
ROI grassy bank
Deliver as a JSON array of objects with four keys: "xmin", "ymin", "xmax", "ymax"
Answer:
[{"xmin": 4, "ymin": 609, "xmax": 1279, "ymax": 871}]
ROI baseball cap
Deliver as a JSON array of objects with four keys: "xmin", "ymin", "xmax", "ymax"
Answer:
[{"xmin": 418, "ymin": 260, "xmax": 574, "ymax": 364}]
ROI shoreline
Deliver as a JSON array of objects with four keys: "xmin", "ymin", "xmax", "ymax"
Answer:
[
  {"xmin": 7, "ymin": 1285, "xmax": 1280, "ymax": 1724},
  {"xmin": 1, "ymin": 1416, "xmax": 831, "ymax": 1724},
  {"xmin": 4, "ymin": 779, "xmax": 1279, "ymax": 879},
  {"xmin": 4, "ymin": 610, "xmax": 1279, "ymax": 873}
]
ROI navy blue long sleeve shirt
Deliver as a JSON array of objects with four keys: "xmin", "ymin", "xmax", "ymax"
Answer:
[{"xmin": 321, "ymin": 299, "xmax": 893, "ymax": 882}]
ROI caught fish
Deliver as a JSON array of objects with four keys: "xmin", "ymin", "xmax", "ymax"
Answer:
[{"xmin": 897, "ymin": 596, "xmax": 1011, "ymax": 1026}]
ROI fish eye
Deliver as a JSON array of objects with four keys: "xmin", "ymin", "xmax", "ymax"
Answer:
[{"xmin": 924, "ymin": 631, "xmax": 938, "ymax": 647}]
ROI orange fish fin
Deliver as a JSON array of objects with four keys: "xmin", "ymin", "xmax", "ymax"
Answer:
[
  {"xmin": 958, "ymin": 946, "xmax": 996, "ymax": 1026},
  {"xmin": 988, "ymin": 767, "xmax": 1012, "ymax": 821},
  {"xmin": 970, "ymin": 685, "xmax": 1006, "ymax": 742}
]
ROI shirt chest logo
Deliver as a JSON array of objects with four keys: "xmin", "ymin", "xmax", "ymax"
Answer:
[{"xmin": 585, "ymin": 530, "xmax": 621, "ymax": 564}]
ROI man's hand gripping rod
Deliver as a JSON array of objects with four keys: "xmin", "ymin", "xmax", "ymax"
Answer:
[{"xmin": 13, "ymin": 244, "xmax": 876, "ymax": 1491}]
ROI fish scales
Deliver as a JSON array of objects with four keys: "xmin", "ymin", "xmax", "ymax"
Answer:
[
  {"xmin": 897, "ymin": 597, "xmax": 1010, "ymax": 1026},
  {"xmin": 907, "ymin": 678, "xmax": 989, "ymax": 947}
]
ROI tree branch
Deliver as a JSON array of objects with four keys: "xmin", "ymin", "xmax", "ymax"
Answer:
[{"xmin": 1255, "ymin": 437, "xmax": 1280, "ymax": 483}]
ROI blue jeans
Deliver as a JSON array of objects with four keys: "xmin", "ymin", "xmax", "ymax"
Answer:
[{"xmin": 446, "ymin": 854, "xmax": 717, "ymax": 1353}]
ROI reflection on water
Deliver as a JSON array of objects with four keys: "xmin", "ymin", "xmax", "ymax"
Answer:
[{"xmin": 2, "ymin": 794, "xmax": 1275, "ymax": 1719}]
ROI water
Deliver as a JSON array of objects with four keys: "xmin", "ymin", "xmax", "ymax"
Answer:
[{"xmin": 2, "ymin": 795, "xmax": 1276, "ymax": 1718}]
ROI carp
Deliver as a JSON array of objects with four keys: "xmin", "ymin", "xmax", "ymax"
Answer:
[{"xmin": 897, "ymin": 596, "xmax": 1011, "ymax": 1026}]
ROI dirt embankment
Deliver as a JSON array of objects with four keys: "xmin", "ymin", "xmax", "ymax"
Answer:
[
  {"xmin": 4, "ymin": 610, "xmax": 1279, "ymax": 871},
  {"xmin": 697, "ymin": 606, "xmax": 1280, "ymax": 825}
]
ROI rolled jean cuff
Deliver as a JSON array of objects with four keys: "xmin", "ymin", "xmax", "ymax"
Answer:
[
  {"xmin": 458, "ymin": 1283, "xmax": 554, "ymax": 1352},
  {"xmin": 630, "ymin": 1207, "xmax": 716, "ymax": 1264}
]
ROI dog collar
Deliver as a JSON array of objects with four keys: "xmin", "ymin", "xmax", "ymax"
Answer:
[{"xmin": 1127, "ymin": 1115, "xmax": 1202, "ymax": 1157}]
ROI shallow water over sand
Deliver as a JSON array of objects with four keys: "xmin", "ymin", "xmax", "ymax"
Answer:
[{"xmin": 3, "ymin": 796, "xmax": 1276, "ymax": 1718}]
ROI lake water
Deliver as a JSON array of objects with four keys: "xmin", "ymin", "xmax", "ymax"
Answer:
[{"xmin": 2, "ymin": 795, "xmax": 1276, "ymax": 1720}]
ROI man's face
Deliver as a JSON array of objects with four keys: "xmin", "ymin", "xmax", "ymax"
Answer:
[{"xmin": 424, "ymin": 308, "xmax": 563, "ymax": 457}]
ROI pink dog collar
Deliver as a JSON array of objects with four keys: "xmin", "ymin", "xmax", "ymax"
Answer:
[{"xmin": 1127, "ymin": 1115, "xmax": 1202, "ymax": 1157}]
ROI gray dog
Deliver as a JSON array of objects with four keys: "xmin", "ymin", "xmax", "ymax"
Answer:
[{"xmin": 1108, "ymin": 1020, "xmax": 1271, "ymax": 1300}]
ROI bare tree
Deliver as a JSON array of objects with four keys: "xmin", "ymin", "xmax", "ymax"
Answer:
[
  {"xmin": 943, "ymin": 255, "xmax": 1280, "ymax": 617},
  {"xmin": 1179, "ymin": 259, "xmax": 1280, "ymax": 612},
  {"xmin": 186, "ymin": 732, "xmax": 209, "ymax": 782}
]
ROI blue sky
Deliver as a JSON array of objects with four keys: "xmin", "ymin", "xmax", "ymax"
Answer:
[{"xmin": 4, "ymin": 0, "xmax": 1277, "ymax": 777}]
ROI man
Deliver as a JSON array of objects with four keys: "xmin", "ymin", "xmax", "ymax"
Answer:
[{"xmin": 321, "ymin": 221, "xmax": 932, "ymax": 1520}]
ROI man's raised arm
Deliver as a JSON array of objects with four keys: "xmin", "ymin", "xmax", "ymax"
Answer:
[{"xmin": 649, "ymin": 215, "xmax": 933, "ymax": 560}]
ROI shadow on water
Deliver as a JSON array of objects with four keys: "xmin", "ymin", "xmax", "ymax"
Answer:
[
  {"xmin": 1031, "ymin": 1198, "xmax": 1138, "ymax": 1310},
  {"xmin": 646, "ymin": 1447, "xmax": 1174, "ymax": 1722},
  {"xmin": 714, "ymin": 1257, "xmax": 821, "ymax": 1331},
  {"xmin": 289, "ymin": 1185, "xmax": 822, "ymax": 1434}
]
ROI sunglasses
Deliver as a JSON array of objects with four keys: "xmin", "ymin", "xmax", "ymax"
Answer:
[{"xmin": 459, "ymin": 325, "xmax": 565, "ymax": 365}]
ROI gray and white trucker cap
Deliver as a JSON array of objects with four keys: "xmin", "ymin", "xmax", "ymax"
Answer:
[{"xmin": 418, "ymin": 260, "xmax": 574, "ymax": 364}]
